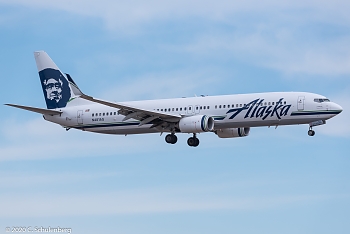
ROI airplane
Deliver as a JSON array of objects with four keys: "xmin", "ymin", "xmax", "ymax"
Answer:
[{"xmin": 5, "ymin": 51, "xmax": 343, "ymax": 147}]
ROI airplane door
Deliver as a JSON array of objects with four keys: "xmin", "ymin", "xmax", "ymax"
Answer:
[
  {"xmin": 77, "ymin": 110, "xmax": 83, "ymax": 124},
  {"xmin": 297, "ymin": 96, "xmax": 305, "ymax": 111}
]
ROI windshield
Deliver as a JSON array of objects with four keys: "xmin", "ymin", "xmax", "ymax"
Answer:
[{"xmin": 314, "ymin": 98, "xmax": 330, "ymax": 103}]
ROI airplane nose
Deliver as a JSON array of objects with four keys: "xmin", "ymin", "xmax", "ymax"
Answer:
[{"xmin": 333, "ymin": 103, "xmax": 343, "ymax": 113}]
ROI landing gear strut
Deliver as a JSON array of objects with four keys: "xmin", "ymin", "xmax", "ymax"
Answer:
[
  {"xmin": 187, "ymin": 133, "xmax": 200, "ymax": 147},
  {"xmin": 308, "ymin": 127, "xmax": 315, "ymax": 136},
  {"xmin": 165, "ymin": 133, "xmax": 177, "ymax": 144}
]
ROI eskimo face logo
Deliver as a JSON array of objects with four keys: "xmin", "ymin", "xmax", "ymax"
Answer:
[
  {"xmin": 40, "ymin": 69, "xmax": 71, "ymax": 109},
  {"xmin": 227, "ymin": 98, "xmax": 292, "ymax": 120},
  {"xmin": 43, "ymin": 78, "xmax": 63, "ymax": 103}
]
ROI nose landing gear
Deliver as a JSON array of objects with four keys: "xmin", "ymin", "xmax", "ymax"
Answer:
[{"xmin": 308, "ymin": 127, "xmax": 315, "ymax": 136}]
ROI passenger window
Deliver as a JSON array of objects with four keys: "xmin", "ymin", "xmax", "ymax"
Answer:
[
  {"xmin": 168, "ymin": 108, "xmax": 171, "ymax": 111},
  {"xmin": 92, "ymin": 113, "xmax": 94, "ymax": 117},
  {"xmin": 207, "ymin": 106, "xmax": 210, "ymax": 109},
  {"xmin": 219, "ymin": 105, "xmax": 221, "ymax": 108},
  {"xmin": 172, "ymin": 108, "xmax": 174, "ymax": 111},
  {"xmin": 106, "ymin": 112, "xmax": 109, "ymax": 116},
  {"xmin": 103, "ymin": 113, "xmax": 105, "ymax": 116},
  {"xmin": 272, "ymin": 102, "xmax": 274, "ymax": 105},
  {"xmin": 240, "ymin": 104, "xmax": 242, "ymax": 107},
  {"xmin": 203, "ymin": 106, "xmax": 206, "ymax": 109},
  {"xmin": 268, "ymin": 102, "xmax": 270, "ymax": 105},
  {"xmin": 176, "ymin": 108, "xmax": 178, "ymax": 111},
  {"xmin": 99, "ymin": 113, "xmax": 101, "ymax": 116},
  {"xmin": 180, "ymin": 108, "xmax": 182, "ymax": 111},
  {"xmin": 223, "ymin": 105, "xmax": 226, "ymax": 108},
  {"xmin": 184, "ymin": 107, "xmax": 187, "ymax": 111},
  {"xmin": 189, "ymin": 107, "xmax": 191, "ymax": 110},
  {"xmin": 114, "ymin": 112, "xmax": 117, "ymax": 115},
  {"xmin": 284, "ymin": 101, "xmax": 286, "ymax": 104},
  {"xmin": 165, "ymin": 109, "xmax": 167, "ymax": 112},
  {"xmin": 200, "ymin": 106, "xmax": 202, "ymax": 110},
  {"xmin": 215, "ymin": 105, "xmax": 217, "ymax": 109},
  {"xmin": 196, "ymin": 106, "xmax": 199, "ymax": 110}
]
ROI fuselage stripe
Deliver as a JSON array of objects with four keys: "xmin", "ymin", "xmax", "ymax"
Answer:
[
  {"xmin": 74, "ymin": 122, "xmax": 140, "ymax": 129},
  {"xmin": 291, "ymin": 110, "xmax": 342, "ymax": 116}
]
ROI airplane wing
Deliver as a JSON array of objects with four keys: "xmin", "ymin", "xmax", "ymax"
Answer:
[
  {"xmin": 5, "ymin": 104, "xmax": 62, "ymax": 115},
  {"xmin": 80, "ymin": 94, "xmax": 181, "ymax": 127}
]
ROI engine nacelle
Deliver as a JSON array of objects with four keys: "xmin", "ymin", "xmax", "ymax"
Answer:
[
  {"xmin": 179, "ymin": 115, "xmax": 214, "ymax": 133},
  {"xmin": 215, "ymin": 127, "xmax": 250, "ymax": 138}
]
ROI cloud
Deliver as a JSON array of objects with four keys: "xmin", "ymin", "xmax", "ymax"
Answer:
[
  {"xmin": 100, "ymin": 70, "xmax": 219, "ymax": 101},
  {"xmin": 177, "ymin": 28, "xmax": 350, "ymax": 76},
  {"xmin": 1, "ymin": 0, "xmax": 350, "ymax": 76},
  {"xmin": 0, "ymin": 117, "xmax": 163, "ymax": 161},
  {"xmin": 1, "ymin": 0, "xmax": 350, "ymax": 30},
  {"xmin": 0, "ymin": 185, "xmax": 342, "ymax": 217},
  {"xmin": 0, "ymin": 171, "xmax": 121, "ymax": 188}
]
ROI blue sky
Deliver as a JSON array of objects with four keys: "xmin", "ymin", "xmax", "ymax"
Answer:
[{"xmin": 0, "ymin": 0, "xmax": 350, "ymax": 233}]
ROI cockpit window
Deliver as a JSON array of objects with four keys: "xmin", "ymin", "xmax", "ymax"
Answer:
[{"xmin": 314, "ymin": 98, "xmax": 330, "ymax": 103}]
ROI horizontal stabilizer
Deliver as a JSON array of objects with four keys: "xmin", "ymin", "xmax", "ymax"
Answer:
[{"xmin": 5, "ymin": 104, "xmax": 62, "ymax": 115}]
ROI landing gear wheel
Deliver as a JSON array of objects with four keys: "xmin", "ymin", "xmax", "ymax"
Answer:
[
  {"xmin": 187, "ymin": 137, "xmax": 195, "ymax": 146},
  {"xmin": 194, "ymin": 138, "xmax": 200, "ymax": 147},
  {"xmin": 187, "ymin": 136, "xmax": 200, "ymax": 147},
  {"xmin": 308, "ymin": 130, "xmax": 315, "ymax": 136},
  {"xmin": 171, "ymin": 134, "xmax": 177, "ymax": 144},
  {"xmin": 165, "ymin": 134, "xmax": 177, "ymax": 144}
]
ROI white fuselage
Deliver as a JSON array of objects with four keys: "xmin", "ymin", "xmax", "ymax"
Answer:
[{"xmin": 43, "ymin": 91, "xmax": 342, "ymax": 135}]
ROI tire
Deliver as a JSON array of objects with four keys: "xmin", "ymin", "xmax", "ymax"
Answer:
[
  {"xmin": 194, "ymin": 138, "xmax": 200, "ymax": 147},
  {"xmin": 165, "ymin": 134, "xmax": 173, "ymax": 143},
  {"xmin": 187, "ymin": 137, "xmax": 195, "ymax": 146},
  {"xmin": 308, "ymin": 130, "xmax": 315, "ymax": 136},
  {"xmin": 171, "ymin": 135, "xmax": 178, "ymax": 144}
]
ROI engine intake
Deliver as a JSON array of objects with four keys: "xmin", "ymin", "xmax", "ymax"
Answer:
[
  {"xmin": 179, "ymin": 115, "xmax": 214, "ymax": 133},
  {"xmin": 216, "ymin": 127, "xmax": 250, "ymax": 138}
]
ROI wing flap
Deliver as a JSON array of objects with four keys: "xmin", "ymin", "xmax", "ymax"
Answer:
[{"xmin": 5, "ymin": 104, "xmax": 62, "ymax": 115}]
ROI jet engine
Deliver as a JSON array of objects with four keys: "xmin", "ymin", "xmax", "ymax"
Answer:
[
  {"xmin": 179, "ymin": 115, "xmax": 214, "ymax": 133},
  {"xmin": 215, "ymin": 127, "xmax": 250, "ymax": 138}
]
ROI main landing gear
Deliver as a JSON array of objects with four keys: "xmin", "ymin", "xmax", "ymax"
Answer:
[
  {"xmin": 165, "ymin": 133, "xmax": 177, "ymax": 144},
  {"xmin": 308, "ymin": 127, "xmax": 315, "ymax": 136},
  {"xmin": 164, "ymin": 133, "xmax": 200, "ymax": 147},
  {"xmin": 187, "ymin": 133, "xmax": 199, "ymax": 147}
]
